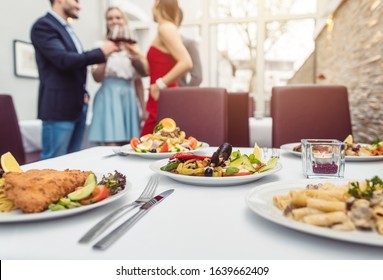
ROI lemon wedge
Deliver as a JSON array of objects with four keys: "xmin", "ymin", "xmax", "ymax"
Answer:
[
  {"xmin": 344, "ymin": 134, "xmax": 353, "ymax": 145},
  {"xmin": 159, "ymin": 118, "xmax": 177, "ymax": 133},
  {"xmin": 1, "ymin": 152, "xmax": 23, "ymax": 173},
  {"xmin": 253, "ymin": 143, "xmax": 262, "ymax": 161}
]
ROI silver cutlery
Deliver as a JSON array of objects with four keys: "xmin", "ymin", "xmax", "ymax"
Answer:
[
  {"xmin": 79, "ymin": 174, "xmax": 160, "ymax": 243},
  {"xmin": 93, "ymin": 189, "xmax": 174, "ymax": 250},
  {"xmin": 272, "ymin": 148, "xmax": 280, "ymax": 158}
]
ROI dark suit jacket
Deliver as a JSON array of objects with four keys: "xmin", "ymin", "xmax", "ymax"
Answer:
[{"xmin": 31, "ymin": 13, "xmax": 106, "ymax": 121}]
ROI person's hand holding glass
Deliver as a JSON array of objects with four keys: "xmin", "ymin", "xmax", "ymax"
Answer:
[{"xmin": 107, "ymin": 24, "xmax": 137, "ymax": 44}]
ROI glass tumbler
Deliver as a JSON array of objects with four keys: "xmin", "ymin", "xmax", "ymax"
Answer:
[{"xmin": 301, "ymin": 139, "xmax": 346, "ymax": 178}]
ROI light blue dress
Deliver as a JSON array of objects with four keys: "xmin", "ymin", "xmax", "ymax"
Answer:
[{"xmin": 89, "ymin": 50, "xmax": 141, "ymax": 142}]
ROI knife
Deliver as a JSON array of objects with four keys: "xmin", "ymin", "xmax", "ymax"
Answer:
[{"xmin": 93, "ymin": 189, "xmax": 174, "ymax": 250}]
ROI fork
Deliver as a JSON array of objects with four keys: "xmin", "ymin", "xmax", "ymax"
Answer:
[
  {"xmin": 78, "ymin": 174, "xmax": 160, "ymax": 243},
  {"xmin": 272, "ymin": 148, "xmax": 280, "ymax": 158}
]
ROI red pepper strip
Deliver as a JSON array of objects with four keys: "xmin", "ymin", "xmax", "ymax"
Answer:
[{"xmin": 169, "ymin": 152, "xmax": 211, "ymax": 161}]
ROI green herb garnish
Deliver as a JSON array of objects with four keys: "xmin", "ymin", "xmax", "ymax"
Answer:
[
  {"xmin": 153, "ymin": 123, "xmax": 163, "ymax": 133},
  {"xmin": 348, "ymin": 176, "xmax": 383, "ymax": 199}
]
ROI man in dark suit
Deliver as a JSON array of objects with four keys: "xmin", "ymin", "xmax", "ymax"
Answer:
[{"xmin": 31, "ymin": 0, "xmax": 118, "ymax": 159}]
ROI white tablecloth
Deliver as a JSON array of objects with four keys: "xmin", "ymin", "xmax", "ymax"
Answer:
[
  {"xmin": 19, "ymin": 119, "xmax": 94, "ymax": 153},
  {"xmin": 18, "ymin": 120, "xmax": 42, "ymax": 153},
  {"xmin": 1, "ymin": 146, "xmax": 383, "ymax": 260},
  {"xmin": 249, "ymin": 117, "xmax": 272, "ymax": 148}
]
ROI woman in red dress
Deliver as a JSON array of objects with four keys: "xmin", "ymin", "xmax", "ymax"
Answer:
[{"xmin": 128, "ymin": 0, "xmax": 192, "ymax": 136}]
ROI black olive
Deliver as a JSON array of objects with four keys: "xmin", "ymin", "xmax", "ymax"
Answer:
[
  {"xmin": 150, "ymin": 149, "xmax": 157, "ymax": 153},
  {"xmin": 204, "ymin": 168, "xmax": 213, "ymax": 177},
  {"xmin": 0, "ymin": 170, "xmax": 4, "ymax": 178}
]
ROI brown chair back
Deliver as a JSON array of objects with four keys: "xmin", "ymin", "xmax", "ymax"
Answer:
[
  {"xmin": 156, "ymin": 87, "xmax": 228, "ymax": 146},
  {"xmin": 228, "ymin": 92, "xmax": 250, "ymax": 147},
  {"xmin": 271, "ymin": 85, "xmax": 352, "ymax": 148},
  {"xmin": 0, "ymin": 94, "xmax": 26, "ymax": 165}
]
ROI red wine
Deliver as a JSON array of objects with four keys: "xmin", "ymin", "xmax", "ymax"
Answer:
[{"xmin": 109, "ymin": 38, "xmax": 137, "ymax": 44}]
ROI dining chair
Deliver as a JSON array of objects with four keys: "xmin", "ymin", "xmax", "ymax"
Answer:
[
  {"xmin": 156, "ymin": 87, "xmax": 228, "ymax": 146},
  {"xmin": 270, "ymin": 85, "xmax": 352, "ymax": 148},
  {"xmin": 228, "ymin": 92, "xmax": 250, "ymax": 147},
  {"xmin": 0, "ymin": 94, "xmax": 40, "ymax": 165}
]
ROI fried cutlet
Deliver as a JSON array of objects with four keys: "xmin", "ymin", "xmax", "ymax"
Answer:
[{"xmin": 3, "ymin": 169, "xmax": 92, "ymax": 213}]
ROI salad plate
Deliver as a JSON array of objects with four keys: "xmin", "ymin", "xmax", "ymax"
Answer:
[
  {"xmin": 280, "ymin": 143, "xmax": 302, "ymax": 157},
  {"xmin": 117, "ymin": 142, "xmax": 210, "ymax": 159},
  {"xmin": 246, "ymin": 179, "xmax": 383, "ymax": 247},
  {"xmin": 280, "ymin": 142, "xmax": 383, "ymax": 162},
  {"xmin": 149, "ymin": 159, "xmax": 282, "ymax": 186},
  {"xmin": 0, "ymin": 178, "xmax": 132, "ymax": 223}
]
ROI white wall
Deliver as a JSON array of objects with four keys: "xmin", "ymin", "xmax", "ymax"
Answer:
[{"xmin": 0, "ymin": 0, "xmax": 105, "ymax": 120}]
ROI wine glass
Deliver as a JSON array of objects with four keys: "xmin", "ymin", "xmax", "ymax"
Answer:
[{"xmin": 107, "ymin": 24, "xmax": 137, "ymax": 44}]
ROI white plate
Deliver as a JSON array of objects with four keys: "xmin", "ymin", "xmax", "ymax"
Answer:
[
  {"xmin": 280, "ymin": 142, "xmax": 383, "ymax": 162},
  {"xmin": 246, "ymin": 179, "xmax": 383, "ymax": 247},
  {"xmin": 149, "ymin": 159, "xmax": 282, "ymax": 186},
  {"xmin": 118, "ymin": 142, "xmax": 210, "ymax": 159},
  {"xmin": 280, "ymin": 143, "xmax": 302, "ymax": 157},
  {"xmin": 0, "ymin": 178, "xmax": 132, "ymax": 223}
]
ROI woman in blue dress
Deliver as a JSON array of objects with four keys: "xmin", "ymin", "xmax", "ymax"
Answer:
[{"xmin": 89, "ymin": 6, "xmax": 145, "ymax": 146}]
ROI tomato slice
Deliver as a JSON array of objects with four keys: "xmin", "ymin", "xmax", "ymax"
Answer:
[
  {"xmin": 79, "ymin": 185, "xmax": 110, "ymax": 205},
  {"xmin": 159, "ymin": 142, "xmax": 169, "ymax": 153},
  {"xmin": 130, "ymin": 137, "xmax": 140, "ymax": 149},
  {"xmin": 188, "ymin": 136, "xmax": 198, "ymax": 150}
]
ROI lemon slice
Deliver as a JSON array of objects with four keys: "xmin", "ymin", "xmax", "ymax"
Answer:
[
  {"xmin": 1, "ymin": 152, "xmax": 23, "ymax": 173},
  {"xmin": 253, "ymin": 143, "xmax": 262, "ymax": 161},
  {"xmin": 159, "ymin": 118, "xmax": 176, "ymax": 133},
  {"xmin": 344, "ymin": 134, "xmax": 353, "ymax": 145}
]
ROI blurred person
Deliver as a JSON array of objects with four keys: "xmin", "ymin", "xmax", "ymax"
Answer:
[
  {"xmin": 31, "ymin": 0, "xmax": 118, "ymax": 160},
  {"xmin": 177, "ymin": 9, "xmax": 202, "ymax": 87},
  {"xmin": 88, "ymin": 6, "xmax": 146, "ymax": 146},
  {"xmin": 127, "ymin": 0, "xmax": 193, "ymax": 136}
]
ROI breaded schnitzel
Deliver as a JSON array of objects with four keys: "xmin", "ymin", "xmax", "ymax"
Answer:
[{"xmin": 3, "ymin": 169, "xmax": 92, "ymax": 213}]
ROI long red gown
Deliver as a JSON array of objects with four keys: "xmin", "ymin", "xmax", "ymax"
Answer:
[{"xmin": 140, "ymin": 46, "xmax": 178, "ymax": 136}]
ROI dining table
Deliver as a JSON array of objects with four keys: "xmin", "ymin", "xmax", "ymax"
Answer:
[{"xmin": 1, "ymin": 145, "xmax": 383, "ymax": 260}]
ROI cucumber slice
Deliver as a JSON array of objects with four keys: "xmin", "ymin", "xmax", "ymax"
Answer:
[{"xmin": 68, "ymin": 173, "xmax": 97, "ymax": 201}]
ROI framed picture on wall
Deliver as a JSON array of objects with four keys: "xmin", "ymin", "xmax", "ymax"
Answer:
[{"xmin": 13, "ymin": 40, "xmax": 38, "ymax": 79}]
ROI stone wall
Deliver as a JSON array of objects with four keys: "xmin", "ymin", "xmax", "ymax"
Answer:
[{"xmin": 292, "ymin": 0, "xmax": 383, "ymax": 143}]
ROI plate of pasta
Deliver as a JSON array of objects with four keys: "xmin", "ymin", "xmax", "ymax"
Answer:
[
  {"xmin": 150, "ymin": 158, "xmax": 282, "ymax": 186},
  {"xmin": 246, "ymin": 178, "xmax": 383, "ymax": 246}
]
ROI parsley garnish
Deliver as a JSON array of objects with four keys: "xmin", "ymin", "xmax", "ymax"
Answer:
[{"xmin": 348, "ymin": 176, "xmax": 383, "ymax": 199}]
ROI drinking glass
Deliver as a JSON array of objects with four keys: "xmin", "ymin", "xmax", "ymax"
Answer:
[
  {"xmin": 301, "ymin": 139, "xmax": 346, "ymax": 178},
  {"xmin": 107, "ymin": 25, "xmax": 137, "ymax": 44}
]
